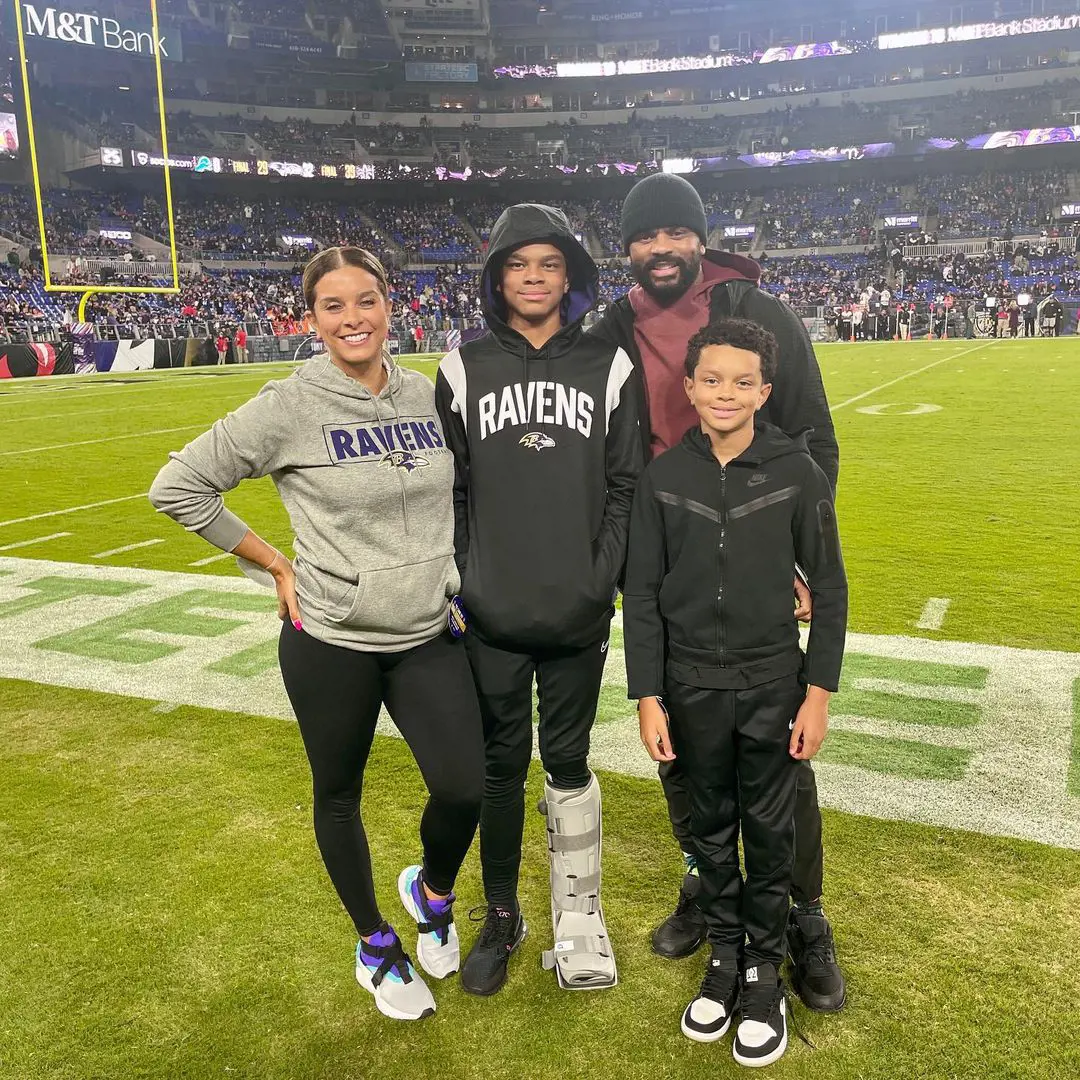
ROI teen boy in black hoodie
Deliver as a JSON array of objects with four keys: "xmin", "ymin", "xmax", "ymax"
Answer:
[
  {"xmin": 436, "ymin": 204, "xmax": 642, "ymax": 996},
  {"xmin": 624, "ymin": 317, "xmax": 846, "ymax": 1067}
]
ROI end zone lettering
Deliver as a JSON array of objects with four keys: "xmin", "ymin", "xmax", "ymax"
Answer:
[{"xmin": 22, "ymin": 5, "xmax": 179, "ymax": 60}]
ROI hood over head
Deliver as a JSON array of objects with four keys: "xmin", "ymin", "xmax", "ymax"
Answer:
[{"xmin": 481, "ymin": 203, "xmax": 599, "ymax": 341}]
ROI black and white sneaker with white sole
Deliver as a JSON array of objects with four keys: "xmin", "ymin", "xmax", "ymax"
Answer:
[
  {"xmin": 460, "ymin": 904, "xmax": 527, "ymax": 997},
  {"xmin": 733, "ymin": 962, "xmax": 788, "ymax": 1067},
  {"xmin": 680, "ymin": 948, "xmax": 739, "ymax": 1042}
]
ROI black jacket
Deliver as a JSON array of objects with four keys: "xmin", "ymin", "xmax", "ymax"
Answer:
[
  {"xmin": 589, "ymin": 251, "xmax": 839, "ymax": 492},
  {"xmin": 623, "ymin": 420, "xmax": 847, "ymax": 698},
  {"xmin": 435, "ymin": 203, "xmax": 644, "ymax": 649}
]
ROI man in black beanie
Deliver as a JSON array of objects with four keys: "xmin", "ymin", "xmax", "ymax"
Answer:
[{"xmin": 590, "ymin": 171, "xmax": 845, "ymax": 1014}]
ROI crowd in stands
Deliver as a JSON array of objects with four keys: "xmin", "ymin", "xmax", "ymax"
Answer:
[
  {"xmin": 2, "ymin": 163, "xmax": 1080, "ymax": 339},
  {"xmin": 232, "ymin": 1, "xmax": 308, "ymax": 28},
  {"xmin": 914, "ymin": 169, "xmax": 1070, "ymax": 238},
  {"xmin": 762, "ymin": 181, "xmax": 894, "ymax": 248},
  {"xmin": 363, "ymin": 201, "xmax": 477, "ymax": 258}
]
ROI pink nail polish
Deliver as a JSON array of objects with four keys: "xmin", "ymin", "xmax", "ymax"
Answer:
[{"xmin": 293, "ymin": 619, "xmax": 303, "ymax": 631}]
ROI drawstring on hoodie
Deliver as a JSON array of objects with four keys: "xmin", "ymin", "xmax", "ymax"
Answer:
[{"xmin": 370, "ymin": 350, "xmax": 412, "ymax": 536}]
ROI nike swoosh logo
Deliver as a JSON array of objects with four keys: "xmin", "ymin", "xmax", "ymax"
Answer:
[{"xmin": 788, "ymin": 718, "xmax": 796, "ymax": 730}]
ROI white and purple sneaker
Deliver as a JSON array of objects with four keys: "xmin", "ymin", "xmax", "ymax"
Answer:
[
  {"xmin": 398, "ymin": 864, "xmax": 459, "ymax": 979},
  {"xmin": 355, "ymin": 923, "xmax": 435, "ymax": 1021}
]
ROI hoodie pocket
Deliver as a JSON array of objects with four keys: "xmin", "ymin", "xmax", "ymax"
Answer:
[
  {"xmin": 322, "ymin": 576, "xmax": 369, "ymax": 626},
  {"xmin": 294, "ymin": 560, "xmax": 357, "ymax": 622},
  {"xmin": 329, "ymin": 556, "xmax": 454, "ymax": 636}
]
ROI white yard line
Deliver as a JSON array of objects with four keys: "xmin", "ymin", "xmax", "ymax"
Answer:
[
  {"xmin": 0, "ymin": 400, "xmax": 222, "ymax": 425},
  {"xmin": 917, "ymin": 598, "xmax": 952, "ymax": 631},
  {"xmin": 0, "ymin": 532, "xmax": 71, "ymax": 552},
  {"xmin": 92, "ymin": 539, "xmax": 166, "ymax": 559},
  {"xmin": 0, "ymin": 493, "xmax": 149, "ymax": 528},
  {"xmin": 0, "ymin": 424, "xmax": 204, "ymax": 457},
  {"xmin": 189, "ymin": 552, "xmax": 235, "ymax": 567},
  {"xmin": 0, "ymin": 367, "xmax": 294, "ymax": 405},
  {"xmin": 830, "ymin": 343, "xmax": 986, "ymax": 412}
]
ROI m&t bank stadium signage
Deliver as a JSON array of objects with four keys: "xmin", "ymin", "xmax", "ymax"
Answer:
[{"xmin": 21, "ymin": 5, "xmax": 182, "ymax": 60}]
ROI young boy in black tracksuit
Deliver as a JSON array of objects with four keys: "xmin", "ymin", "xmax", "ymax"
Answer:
[
  {"xmin": 624, "ymin": 317, "xmax": 846, "ymax": 1067},
  {"xmin": 435, "ymin": 203, "xmax": 643, "ymax": 996}
]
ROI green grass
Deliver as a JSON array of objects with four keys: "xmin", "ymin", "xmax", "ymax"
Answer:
[
  {"xmin": 2, "ymin": 341, "xmax": 1080, "ymax": 1079},
  {"xmin": 1, "ymin": 678, "xmax": 1078, "ymax": 1080},
  {"xmin": 1, "ymin": 342, "xmax": 1077, "ymax": 649}
]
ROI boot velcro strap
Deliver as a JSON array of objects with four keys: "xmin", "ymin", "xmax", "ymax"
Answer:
[
  {"xmin": 547, "ymin": 824, "xmax": 600, "ymax": 853},
  {"xmin": 566, "ymin": 871, "xmax": 600, "ymax": 897},
  {"xmin": 541, "ymin": 935, "xmax": 611, "ymax": 969},
  {"xmin": 552, "ymin": 871, "xmax": 601, "ymax": 914},
  {"xmin": 552, "ymin": 893, "xmax": 599, "ymax": 915}
]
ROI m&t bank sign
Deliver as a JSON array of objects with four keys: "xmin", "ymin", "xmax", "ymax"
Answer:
[{"xmin": 21, "ymin": 5, "xmax": 182, "ymax": 60}]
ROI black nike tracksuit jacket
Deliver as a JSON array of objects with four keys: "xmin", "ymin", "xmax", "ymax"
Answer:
[
  {"xmin": 589, "ymin": 251, "xmax": 839, "ymax": 492},
  {"xmin": 623, "ymin": 420, "xmax": 847, "ymax": 698},
  {"xmin": 435, "ymin": 204, "xmax": 644, "ymax": 650}
]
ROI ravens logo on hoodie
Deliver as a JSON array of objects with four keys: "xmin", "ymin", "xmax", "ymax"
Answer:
[{"xmin": 436, "ymin": 203, "xmax": 643, "ymax": 650}]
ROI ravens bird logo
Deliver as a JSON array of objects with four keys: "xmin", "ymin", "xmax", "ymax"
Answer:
[
  {"xmin": 382, "ymin": 450, "xmax": 429, "ymax": 473},
  {"xmin": 519, "ymin": 431, "xmax": 556, "ymax": 452}
]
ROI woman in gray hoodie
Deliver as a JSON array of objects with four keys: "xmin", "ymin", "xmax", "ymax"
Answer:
[{"xmin": 149, "ymin": 246, "xmax": 484, "ymax": 1023}]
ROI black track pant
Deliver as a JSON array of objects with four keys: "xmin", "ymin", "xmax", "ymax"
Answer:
[
  {"xmin": 660, "ymin": 735, "xmax": 823, "ymax": 904},
  {"xmin": 666, "ymin": 674, "xmax": 803, "ymax": 967},
  {"xmin": 465, "ymin": 631, "xmax": 609, "ymax": 906},
  {"xmin": 278, "ymin": 624, "xmax": 485, "ymax": 936}
]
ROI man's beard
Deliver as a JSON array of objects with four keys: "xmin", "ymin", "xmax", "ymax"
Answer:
[{"xmin": 630, "ymin": 249, "xmax": 703, "ymax": 304}]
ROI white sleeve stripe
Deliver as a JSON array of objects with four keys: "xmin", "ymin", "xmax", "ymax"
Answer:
[
  {"xmin": 604, "ymin": 347, "xmax": 635, "ymax": 433},
  {"xmin": 438, "ymin": 348, "xmax": 468, "ymax": 434}
]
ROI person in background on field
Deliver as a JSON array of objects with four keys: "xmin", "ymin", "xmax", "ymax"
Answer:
[
  {"xmin": 625, "ymin": 317, "xmax": 847, "ymax": 1066},
  {"xmin": 149, "ymin": 246, "xmax": 485, "ymax": 1024},
  {"xmin": 234, "ymin": 324, "xmax": 249, "ymax": 363},
  {"xmin": 1043, "ymin": 292, "xmax": 1064, "ymax": 335},
  {"xmin": 215, "ymin": 329, "xmax": 228, "ymax": 365}
]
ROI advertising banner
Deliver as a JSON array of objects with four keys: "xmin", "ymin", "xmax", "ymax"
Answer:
[
  {"xmin": 0, "ymin": 342, "xmax": 74, "ymax": 378},
  {"xmin": 404, "ymin": 62, "xmax": 478, "ymax": 83},
  {"xmin": 20, "ymin": 4, "xmax": 182, "ymax": 60}
]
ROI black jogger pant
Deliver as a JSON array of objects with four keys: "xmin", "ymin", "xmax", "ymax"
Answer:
[
  {"xmin": 660, "ymin": 733, "xmax": 823, "ymax": 904},
  {"xmin": 665, "ymin": 674, "xmax": 803, "ymax": 969},
  {"xmin": 465, "ymin": 631, "xmax": 609, "ymax": 907},
  {"xmin": 278, "ymin": 624, "xmax": 485, "ymax": 937}
]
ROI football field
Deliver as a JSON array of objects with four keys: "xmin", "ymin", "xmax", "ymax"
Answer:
[{"xmin": 1, "ymin": 341, "xmax": 1078, "ymax": 1079}]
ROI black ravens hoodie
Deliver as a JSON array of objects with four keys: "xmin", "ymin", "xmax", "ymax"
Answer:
[
  {"xmin": 623, "ymin": 419, "xmax": 847, "ymax": 698},
  {"xmin": 435, "ymin": 204, "xmax": 643, "ymax": 650}
]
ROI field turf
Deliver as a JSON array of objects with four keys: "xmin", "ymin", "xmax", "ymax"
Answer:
[{"xmin": 1, "ymin": 340, "xmax": 1078, "ymax": 1080}]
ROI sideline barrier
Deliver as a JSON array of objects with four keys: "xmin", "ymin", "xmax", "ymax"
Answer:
[{"xmin": 0, "ymin": 342, "xmax": 75, "ymax": 378}]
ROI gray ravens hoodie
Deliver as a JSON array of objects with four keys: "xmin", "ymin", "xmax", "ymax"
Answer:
[{"xmin": 149, "ymin": 351, "xmax": 458, "ymax": 652}]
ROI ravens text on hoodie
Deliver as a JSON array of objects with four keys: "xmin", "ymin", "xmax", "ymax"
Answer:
[
  {"xmin": 149, "ymin": 352, "xmax": 459, "ymax": 653},
  {"xmin": 623, "ymin": 419, "xmax": 847, "ymax": 698},
  {"xmin": 435, "ymin": 203, "xmax": 644, "ymax": 650}
]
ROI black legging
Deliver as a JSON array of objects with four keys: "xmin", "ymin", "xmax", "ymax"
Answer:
[{"xmin": 278, "ymin": 624, "xmax": 485, "ymax": 936}]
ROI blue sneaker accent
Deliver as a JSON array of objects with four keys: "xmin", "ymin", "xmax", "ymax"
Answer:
[
  {"xmin": 398, "ymin": 864, "xmax": 460, "ymax": 980},
  {"xmin": 354, "ymin": 922, "xmax": 436, "ymax": 1021}
]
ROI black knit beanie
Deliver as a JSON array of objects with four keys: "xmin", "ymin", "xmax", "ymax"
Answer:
[{"xmin": 620, "ymin": 173, "xmax": 708, "ymax": 254}]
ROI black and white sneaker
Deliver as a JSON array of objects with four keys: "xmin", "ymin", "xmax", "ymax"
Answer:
[
  {"xmin": 680, "ymin": 948, "xmax": 739, "ymax": 1042},
  {"xmin": 459, "ymin": 904, "xmax": 527, "ymax": 997},
  {"xmin": 733, "ymin": 962, "xmax": 788, "ymax": 1067}
]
